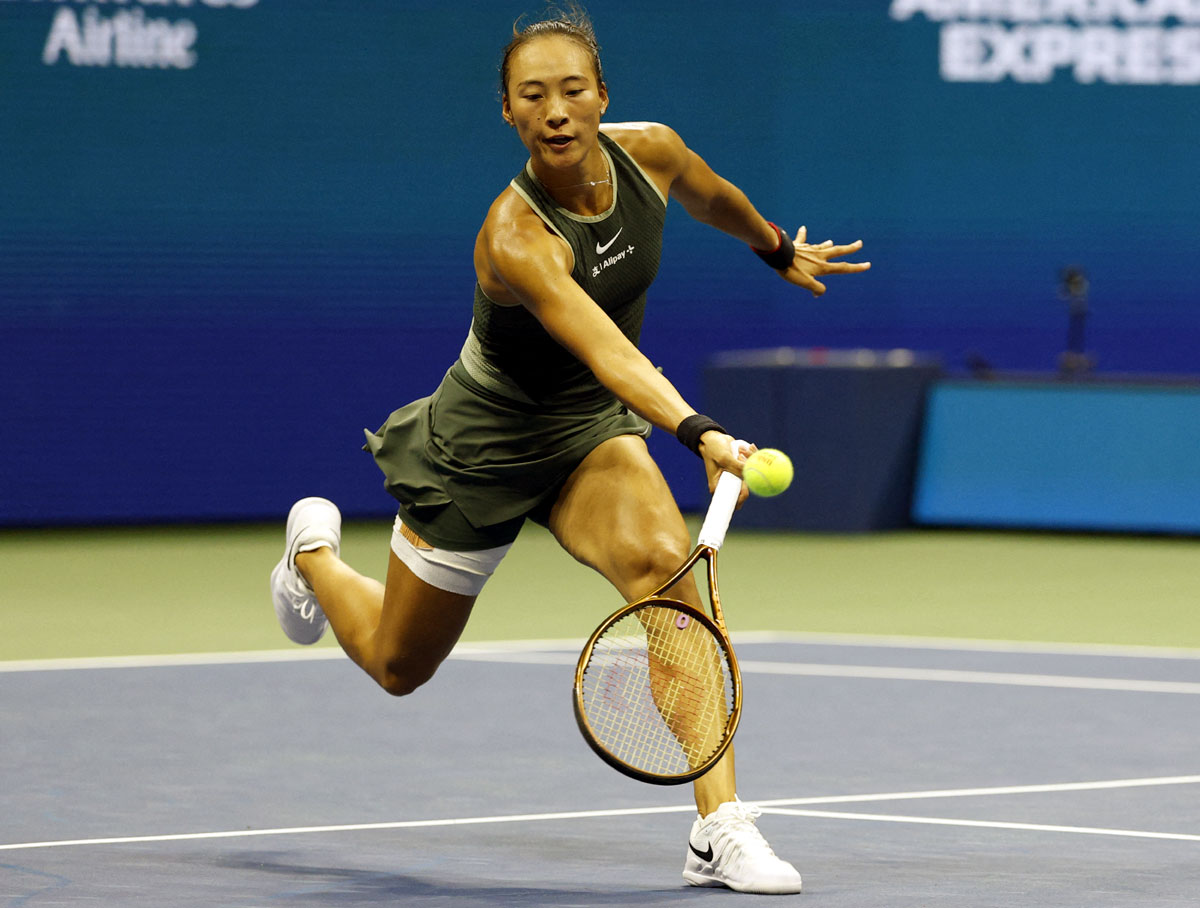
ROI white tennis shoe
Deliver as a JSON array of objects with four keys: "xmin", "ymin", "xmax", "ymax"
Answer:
[
  {"xmin": 269, "ymin": 496, "xmax": 341, "ymax": 645},
  {"xmin": 682, "ymin": 799, "xmax": 803, "ymax": 894}
]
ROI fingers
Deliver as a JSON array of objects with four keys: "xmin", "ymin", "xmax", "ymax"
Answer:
[
  {"xmin": 781, "ymin": 262, "xmax": 828, "ymax": 296},
  {"xmin": 782, "ymin": 226, "xmax": 868, "ymax": 292},
  {"xmin": 795, "ymin": 239, "xmax": 864, "ymax": 260},
  {"xmin": 734, "ymin": 481, "xmax": 751, "ymax": 510},
  {"xmin": 822, "ymin": 240, "xmax": 864, "ymax": 258},
  {"xmin": 792, "ymin": 227, "xmax": 833, "ymax": 251},
  {"xmin": 799, "ymin": 240, "xmax": 870, "ymax": 273},
  {"xmin": 701, "ymin": 432, "xmax": 745, "ymax": 486},
  {"xmin": 720, "ymin": 448, "xmax": 746, "ymax": 477},
  {"xmin": 733, "ymin": 441, "xmax": 753, "ymax": 507},
  {"xmin": 801, "ymin": 275, "xmax": 827, "ymax": 297},
  {"xmin": 732, "ymin": 439, "xmax": 755, "ymax": 460}
]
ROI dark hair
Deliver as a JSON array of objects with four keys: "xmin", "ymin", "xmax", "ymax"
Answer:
[{"xmin": 500, "ymin": 4, "xmax": 604, "ymax": 97}]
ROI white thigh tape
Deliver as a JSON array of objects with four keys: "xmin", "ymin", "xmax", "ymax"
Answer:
[{"xmin": 390, "ymin": 516, "xmax": 512, "ymax": 597}]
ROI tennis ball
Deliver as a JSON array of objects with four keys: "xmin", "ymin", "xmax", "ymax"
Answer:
[{"xmin": 743, "ymin": 448, "xmax": 793, "ymax": 497}]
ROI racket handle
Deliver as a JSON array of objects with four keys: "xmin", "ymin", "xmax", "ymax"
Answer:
[{"xmin": 697, "ymin": 439, "xmax": 748, "ymax": 550}]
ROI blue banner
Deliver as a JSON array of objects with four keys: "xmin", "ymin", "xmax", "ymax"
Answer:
[{"xmin": 2, "ymin": 1, "xmax": 1197, "ymax": 523}]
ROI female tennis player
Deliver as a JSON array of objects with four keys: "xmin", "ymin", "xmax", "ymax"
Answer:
[{"xmin": 271, "ymin": 7, "xmax": 867, "ymax": 894}]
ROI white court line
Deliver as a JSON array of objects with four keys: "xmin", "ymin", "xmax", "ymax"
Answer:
[
  {"xmin": 738, "ymin": 631, "xmax": 1200, "ymax": 661},
  {"xmin": 735, "ymin": 660, "xmax": 1200, "ymax": 695},
  {"xmin": 762, "ymin": 809, "xmax": 1200, "ymax": 843},
  {"xmin": 0, "ymin": 647, "xmax": 348, "ymax": 673},
  {"xmin": 0, "ymin": 641, "xmax": 587, "ymax": 674},
  {"xmin": 6, "ymin": 648, "xmax": 1199, "ymax": 695},
  {"xmin": 756, "ymin": 774, "xmax": 1200, "ymax": 808},
  {"xmin": 5, "ymin": 631, "xmax": 1200, "ymax": 674},
  {"xmin": 3, "ymin": 774, "xmax": 1197, "ymax": 853},
  {"xmin": 451, "ymin": 653, "xmax": 1200, "ymax": 695},
  {"xmin": 0, "ymin": 805, "xmax": 696, "ymax": 853}
]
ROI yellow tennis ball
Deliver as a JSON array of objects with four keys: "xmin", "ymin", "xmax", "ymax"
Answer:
[{"xmin": 743, "ymin": 448, "xmax": 793, "ymax": 497}]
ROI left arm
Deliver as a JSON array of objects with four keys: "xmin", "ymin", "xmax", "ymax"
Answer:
[
  {"xmin": 609, "ymin": 122, "xmax": 870, "ymax": 296},
  {"xmin": 664, "ymin": 133, "xmax": 781, "ymax": 250}
]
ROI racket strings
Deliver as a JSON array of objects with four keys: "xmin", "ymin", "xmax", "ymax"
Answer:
[{"xmin": 579, "ymin": 603, "xmax": 735, "ymax": 777}]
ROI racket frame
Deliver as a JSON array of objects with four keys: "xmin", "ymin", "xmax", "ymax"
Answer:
[{"xmin": 572, "ymin": 537, "xmax": 744, "ymax": 785}]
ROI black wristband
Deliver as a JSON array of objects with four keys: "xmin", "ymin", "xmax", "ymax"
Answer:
[
  {"xmin": 751, "ymin": 222, "xmax": 795, "ymax": 271},
  {"xmin": 676, "ymin": 414, "xmax": 727, "ymax": 456}
]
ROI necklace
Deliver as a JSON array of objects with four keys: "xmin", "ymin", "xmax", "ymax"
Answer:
[{"xmin": 544, "ymin": 157, "xmax": 611, "ymax": 191}]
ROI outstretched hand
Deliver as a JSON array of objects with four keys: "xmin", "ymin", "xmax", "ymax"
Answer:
[{"xmin": 780, "ymin": 226, "xmax": 870, "ymax": 297}]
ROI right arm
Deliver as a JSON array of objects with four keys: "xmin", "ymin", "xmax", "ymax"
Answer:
[{"xmin": 475, "ymin": 194, "xmax": 746, "ymax": 481}]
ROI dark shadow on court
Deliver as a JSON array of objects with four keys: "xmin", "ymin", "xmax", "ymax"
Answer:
[{"xmin": 213, "ymin": 853, "xmax": 729, "ymax": 906}]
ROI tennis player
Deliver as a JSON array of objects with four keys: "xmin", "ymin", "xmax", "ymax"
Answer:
[{"xmin": 271, "ymin": 7, "xmax": 868, "ymax": 894}]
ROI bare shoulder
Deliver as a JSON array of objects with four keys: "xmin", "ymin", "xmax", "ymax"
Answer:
[
  {"xmin": 601, "ymin": 121, "xmax": 689, "ymax": 184},
  {"xmin": 481, "ymin": 187, "xmax": 570, "ymax": 262},
  {"xmin": 475, "ymin": 186, "xmax": 571, "ymax": 302},
  {"xmin": 483, "ymin": 187, "xmax": 545, "ymax": 245}
]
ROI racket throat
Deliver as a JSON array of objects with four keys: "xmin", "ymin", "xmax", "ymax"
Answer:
[{"xmin": 641, "ymin": 545, "xmax": 726, "ymax": 628}]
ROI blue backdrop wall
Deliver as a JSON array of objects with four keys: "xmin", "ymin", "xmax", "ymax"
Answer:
[{"xmin": 2, "ymin": 1, "xmax": 1198, "ymax": 524}]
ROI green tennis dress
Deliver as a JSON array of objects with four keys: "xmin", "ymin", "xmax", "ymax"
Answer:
[{"xmin": 364, "ymin": 132, "xmax": 668, "ymax": 550}]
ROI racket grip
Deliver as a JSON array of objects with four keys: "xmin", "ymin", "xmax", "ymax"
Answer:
[{"xmin": 697, "ymin": 440, "xmax": 748, "ymax": 550}]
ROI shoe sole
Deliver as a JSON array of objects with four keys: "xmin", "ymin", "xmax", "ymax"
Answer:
[
  {"xmin": 682, "ymin": 870, "xmax": 726, "ymax": 888},
  {"xmin": 683, "ymin": 868, "xmax": 802, "ymax": 894}
]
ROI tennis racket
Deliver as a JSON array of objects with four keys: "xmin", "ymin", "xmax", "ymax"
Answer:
[{"xmin": 573, "ymin": 454, "xmax": 745, "ymax": 785}]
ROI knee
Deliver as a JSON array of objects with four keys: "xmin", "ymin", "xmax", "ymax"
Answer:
[
  {"xmin": 614, "ymin": 527, "xmax": 692, "ymax": 596},
  {"xmin": 373, "ymin": 654, "xmax": 439, "ymax": 698}
]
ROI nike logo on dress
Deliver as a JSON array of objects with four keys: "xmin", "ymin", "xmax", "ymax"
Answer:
[
  {"xmin": 595, "ymin": 227, "xmax": 623, "ymax": 255},
  {"xmin": 689, "ymin": 841, "xmax": 715, "ymax": 862}
]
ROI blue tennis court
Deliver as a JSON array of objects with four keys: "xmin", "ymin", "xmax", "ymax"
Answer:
[{"xmin": 5, "ymin": 635, "xmax": 1198, "ymax": 906}]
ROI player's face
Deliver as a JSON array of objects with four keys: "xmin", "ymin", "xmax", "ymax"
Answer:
[{"xmin": 502, "ymin": 35, "xmax": 608, "ymax": 173}]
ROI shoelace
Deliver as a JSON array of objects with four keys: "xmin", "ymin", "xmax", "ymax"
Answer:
[
  {"xmin": 705, "ymin": 803, "xmax": 780, "ymax": 865},
  {"xmin": 282, "ymin": 569, "xmax": 319, "ymax": 623},
  {"xmin": 719, "ymin": 802, "xmax": 765, "ymax": 831}
]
